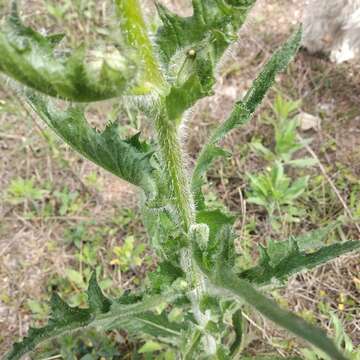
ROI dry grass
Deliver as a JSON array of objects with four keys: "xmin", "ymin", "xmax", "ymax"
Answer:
[{"xmin": 0, "ymin": 0, "xmax": 359, "ymax": 357}]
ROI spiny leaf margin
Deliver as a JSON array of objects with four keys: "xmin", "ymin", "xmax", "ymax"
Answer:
[
  {"xmin": 4, "ymin": 274, "xmax": 180, "ymax": 360},
  {"xmin": 192, "ymin": 237, "xmax": 350, "ymax": 360},
  {"xmin": 239, "ymin": 239, "xmax": 360, "ymax": 287},
  {"xmin": 27, "ymin": 94, "xmax": 157, "ymax": 197},
  {"xmin": 191, "ymin": 27, "xmax": 302, "ymax": 208},
  {"xmin": 155, "ymin": 0, "xmax": 257, "ymax": 121},
  {"xmin": 0, "ymin": 3, "xmax": 137, "ymax": 102}
]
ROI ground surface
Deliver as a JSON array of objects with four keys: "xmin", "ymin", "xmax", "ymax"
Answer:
[{"xmin": 0, "ymin": 0, "xmax": 360, "ymax": 358}]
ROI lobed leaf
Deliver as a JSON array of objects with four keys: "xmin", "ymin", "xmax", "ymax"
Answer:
[
  {"xmin": 238, "ymin": 223, "xmax": 359, "ymax": 286},
  {"xmin": 191, "ymin": 28, "xmax": 302, "ymax": 208},
  {"xmin": 155, "ymin": 0, "xmax": 256, "ymax": 66},
  {"xmin": 155, "ymin": 0, "xmax": 256, "ymax": 121},
  {"xmin": 192, "ymin": 240, "xmax": 349, "ymax": 360},
  {"xmin": 0, "ymin": 4, "xmax": 138, "ymax": 102},
  {"xmin": 28, "ymin": 95, "xmax": 156, "ymax": 197},
  {"xmin": 4, "ymin": 274, "xmax": 179, "ymax": 360},
  {"xmin": 192, "ymin": 220, "xmax": 359, "ymax": 359},
  {"xmin": 239, "ymin": 240, "xmax": 360, "ymax": 287}
]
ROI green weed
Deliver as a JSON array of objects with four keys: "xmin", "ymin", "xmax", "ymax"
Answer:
[{"xmin": 0, "ymin": 2, "xmax": 358, "ymax": 360}]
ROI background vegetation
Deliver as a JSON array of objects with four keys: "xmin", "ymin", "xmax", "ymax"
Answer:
[{"xmin": 0, "ymin": 0, "xmax": 359, "ymax": 358}]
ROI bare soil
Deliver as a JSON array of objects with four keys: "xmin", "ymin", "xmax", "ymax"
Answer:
[{"xmin": 0, "ymin": 0, "xmax": 359, "ymax": 357}]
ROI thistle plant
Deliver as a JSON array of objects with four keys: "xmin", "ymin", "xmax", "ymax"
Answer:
[{"xmin": 1, "ymin": 1, "xmax": 359, "ymax": 359}]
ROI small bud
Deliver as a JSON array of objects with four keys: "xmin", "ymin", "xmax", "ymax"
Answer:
[
  {"xmin": 187, "ymin": 49, "xmax": 196, "ymax": 58},
  {"xmin": 172, "ymin": 278, "xmax": 188, "ymax": 291},
  {"xmin": 190, "ymin": 224, "xmax": 210, "ymax": 251}
]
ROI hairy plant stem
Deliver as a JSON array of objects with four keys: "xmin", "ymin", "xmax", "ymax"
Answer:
[
  {"xmin": 115, "ymin": 0, "xmax": 168, "ymax": 95},
  {"xmin": 155, "ymin": 112, "xmax": 195, "ymax": 232},
  {"xmin": 155, "ymin": 109, "xmax": 216, "ymax": 355}
]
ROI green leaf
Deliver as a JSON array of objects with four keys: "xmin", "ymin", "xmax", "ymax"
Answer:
[
  {"xmin": 242, "ymin": 27, "xmax": 302, "ymax": 113},
  {"xmin": 155, "ymin": 0, "xmax": 255, "ymax": 66},
  {"xmin": 330, "ymin": 313, "xmax": 356, "ymax": 356},
  {"xmin": 192, "ymin": 239, "xmax": 349, "ymax": 360},
  {"xmin": 138, "ymin": 341, "xmax": 163, "ymax": 353},
  {"xmin": 5, "ymin": 294, "xmax": 92, "ymax": 360},
  {"xmin": 0, "ymin": 4, "xmax": 136, "ymax": 102},
  {"xmin": 250, "ymin": 141, "xmax": 275, "ymax": 160},
  {"xmin": 142, "ymin": 205, "xmax": 184, "ymax": 260},
  {"xmin": 239, "ymin": 240, "xmax": 360, "ymax": 287},
  {"xmin": 192, "ymin": 104, "xmax": 247, "ymax": 208},
  {"xmin": 117, "ymin": 312, "xmax": 187, "ymax": 340},
  {"xmin": 213, "ymin": 271, "xmax": 348, "ymax": 360},
  {"xmin": 247, "ymin": 172, "xmax": 270, "ymax": 198},
  {"xmin": 195, "ymin": 220, "xmax": 237, "ymax": 273},
  {"xmin": 218, "ymin": 27, "xmax": 302, "ymax": 141},
  {"xmin": 271, "ymin": 161, "xmax": 285, "ymax": 190},
  {"xmin": 66, "ymin": 269, "xmax": 85, "ymax": 288},
  {"xmin": 87, "ymin": 273, "xmax": 111, "ymax": 314},
  {"xmin": 165, "ymin": 63, "xmax": 215, "ymax": 121},
  {"xmin": 230, "ymin": 309, "xmax": 243, "ymax": 356},
  {"xmin": 28, "ymin": 95, "xmax": 156, "ymax": 196},
  {"xmin": 155, "ymin": 0, "xmax": 256, "ymax": 120},
  {"xmin": 274, "ymin": 118, "xmax": 299, "ymax": 156},
  {"xmin": 287, "ymin": 157, "xmax": 318, "ymax": 168},
  {"xmin": 274, "ymin": 94, "xmax": 301, "ymax": 119},
  {"xmin": 183, "ymin": 328, "xmax": 202, "ymax": 360},
  {"xmin": 246, "ymin": 196, "xmax": 268, "ymax": 207},
  {"xmin": 4, "ymin": 276, "xmax": 178, "ymax": 360},
  {"xmin": 149, "ymin": 261, "xmax": 185, "ymax": 293},
  {"xmin": 295, "ymin": 222, "xmax": 341, "ymax": 251},
  {"xmin": 284, "ymin": 176, "xmax": 309, "ymax": 201},
  {"xmin": 266, "ymin": 238, "xmax": 298, "ymax": 267},
  {"xmin": 192, "ymin": 28, "xmax": 302, "ymax": 208},
  {"xmin": 196, "ymin": 209, "xmax": 236, "ymax": 245}
]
